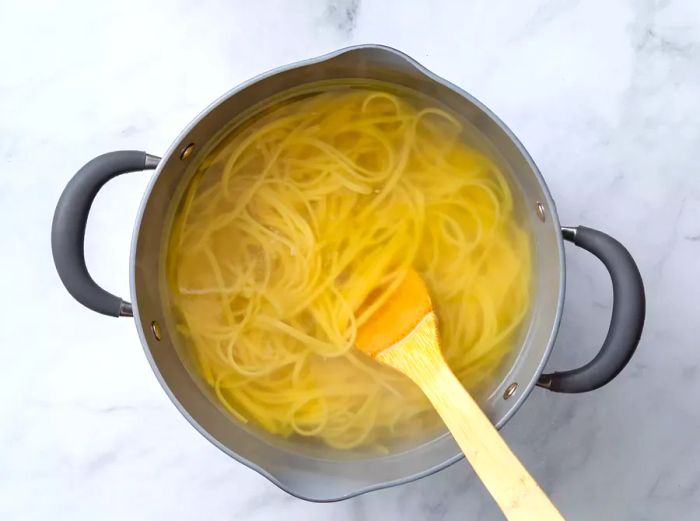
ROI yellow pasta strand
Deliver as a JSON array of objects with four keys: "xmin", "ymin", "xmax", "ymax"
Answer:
[{"xmin": 166, "ymin": 87, "xmax": 532, "ymax": 451}]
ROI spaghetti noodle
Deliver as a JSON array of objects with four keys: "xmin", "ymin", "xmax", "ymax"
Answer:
[{"xmin": 166, "ymin": 87, "xmax": 531, "ymax": 451}]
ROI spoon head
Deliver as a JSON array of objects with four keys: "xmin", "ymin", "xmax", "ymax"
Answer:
[{"xmin": 355, "ymin": 269, "xmax": 434, "ymax": 358}]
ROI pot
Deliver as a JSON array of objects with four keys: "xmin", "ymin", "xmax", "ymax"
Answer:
[{"xmin": 51, "ymin": 45, "xmax": 645, "ymax": 501}]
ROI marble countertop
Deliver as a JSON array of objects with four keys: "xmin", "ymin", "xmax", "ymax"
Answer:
[{"xmin": 2, "ymin": 0, "xmax": 699, "ymax": 519}]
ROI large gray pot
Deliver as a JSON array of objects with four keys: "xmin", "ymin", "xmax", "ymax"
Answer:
[{"xmin": 51, "ymin": 45, "xmax": 645, "ymax": 501}]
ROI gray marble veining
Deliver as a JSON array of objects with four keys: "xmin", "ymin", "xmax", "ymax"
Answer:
[{"xmin": 1, "ymin": 0, "xmax": 699, "ymax": 519}]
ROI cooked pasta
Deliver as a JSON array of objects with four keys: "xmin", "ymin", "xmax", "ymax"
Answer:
[{"xmin": 166, "ymin": 86, "xmax": 531, "ymax": 451}]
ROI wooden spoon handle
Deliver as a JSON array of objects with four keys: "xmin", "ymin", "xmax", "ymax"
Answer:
[
  {"xmin": 378, "ymin": 317, "xmax": 565, "ymax": 520},
  {"xmin": 423, "ymin": 366, "xmax": 564, "ymax": 520}
]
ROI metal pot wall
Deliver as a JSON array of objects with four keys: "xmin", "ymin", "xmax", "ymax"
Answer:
[{"xmin": 51, "ymin": 45, "xmax": 645, "ymax": 501}]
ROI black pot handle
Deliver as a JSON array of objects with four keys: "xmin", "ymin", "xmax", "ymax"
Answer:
[
  {"xmin": 537, "ymin": 226, "xmax": 645, "ymax": 393},
  {"xmin": 51, "ymin": 151, "xmax": 160, "ymax": 317}
]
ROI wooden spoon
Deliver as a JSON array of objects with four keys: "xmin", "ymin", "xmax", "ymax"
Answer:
[{"xmin": 355, "ymin": 270, "xmax": 565, "ymax": 520}]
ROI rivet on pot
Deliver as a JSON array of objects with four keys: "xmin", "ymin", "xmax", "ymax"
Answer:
[
  {"xmin": 180, "ymin": 143, "xmax": 195, "ymax": 161},
  {"xmin": 151, "ymin": 320, "xmax": 162, "ymax": 341},
  {"xmin": 503, "ymin": 382, "xmax": 518, "ymax": 400},
  {"xmin": 535, "ymin": 201, "xmax": 546, "ymax": 222}
]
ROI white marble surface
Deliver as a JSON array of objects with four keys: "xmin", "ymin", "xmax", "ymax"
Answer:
[{"xmin": 2, "ymin": 0, "xmax": 700, "ymax": 519}]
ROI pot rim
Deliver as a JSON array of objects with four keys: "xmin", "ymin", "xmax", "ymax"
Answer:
[{"xmin": 129, "ymin": 43, "xmax": 566, "ymax": 502}]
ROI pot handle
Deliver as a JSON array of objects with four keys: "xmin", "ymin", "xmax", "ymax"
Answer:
[
  {"xmin": 537, "ymin": 226, "xmax": 645, "ymax": 393},
  {"xmin": 51, "ymin": 151, "xmax": 160, "ymax": 317}
]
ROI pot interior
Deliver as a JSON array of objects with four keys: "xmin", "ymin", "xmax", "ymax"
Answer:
[{"xmin": 130, "ymin": 45, "xmax": 564, "ymax": 500}]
